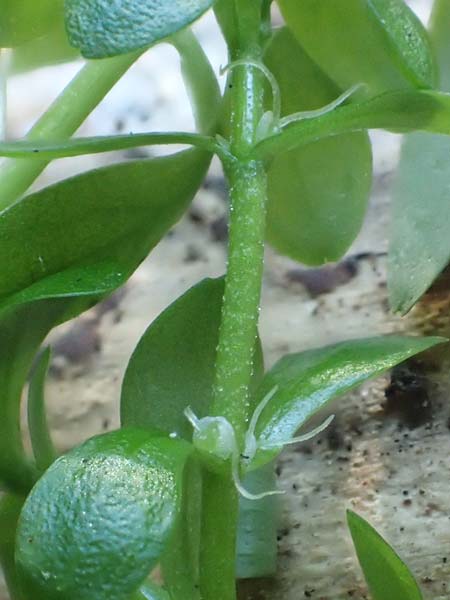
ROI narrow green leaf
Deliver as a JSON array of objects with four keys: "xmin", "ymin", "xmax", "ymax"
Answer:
[
  {"xmin": 0, "ymin": 299, "xmax": 80, "ymax": 493},
  {"xmin": 27, "ymin": 347, "xmax": 56, "ymax": 473},
  {"xmin": 0, "ymin": 0, "xmax": 63, "ymax": 47},
  {"xmin": 347, "ymin": 510, "xmax": 423, "ymax": 600},
  {"xmin": 250, "ymin": 335, "xmax": 446, "ymax": 469},
  {"xmin": 254, "ymin": 89, "xmax": 450, "ymax": 161},
  {"xmin": 388, "ymin": 0, "xmax": 450, "ymax": 313},
  {"xmin": 16, "ymin": 429, "xmax": 195, "ymax": 600},
  {"xmin": 277, "ymin": 0, "xmax": 436, "ymax": 98},
  {"xmin": 65, "ymin": 0, "xmax": 214, "ymax": 58},
  {"xmin": 264, "ymin": 28, "xmax": 372, "ymax": 265},
  {"xmin": 236, "ymin": 463, "xmax": 278, "ymax": 579}
]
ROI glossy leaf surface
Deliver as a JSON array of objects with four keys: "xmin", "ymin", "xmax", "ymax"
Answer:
[
  {"xmin": 121, "ymin": 278, "xmax": 264, "ymax": 439},
  {"xmin": 16, "ymin": 429, "xmax": 194, "ymax": 600},
  {"xmin": 250, "ymin": 336, "xmax": 445, "ymax": 469},
  {"xmin": 277, "ymin": 0, "xmax": 435, "ymax": 97},
  {"xmin": 347, "ymin": 510, "xmax": 423, "ymax": 600},
  {"xmin": 0, "ymin": 150, "xmax": 207, "ymax": 300},
  {"xmin": 265, "ymin": 28, "xmax": 372, "ymax": 265},
  {"xmin": 65, "ymin": 0, "xmax": 214, "ymax": 58},
  {"xmin": 0, "ymin": 0, "xmax": 63, "ymax": 47},
  {"xmin": 388, "ymin": 0, "xmax": 450, "ymax": 313}
]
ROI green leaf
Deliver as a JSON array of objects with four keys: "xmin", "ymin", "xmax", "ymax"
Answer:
[
  {"xmin": 0, "ymin": 494, "xmax": 26, "ymax": 600},
  {"xmin": 0, "ymin": 150, "xmax": 208, "ymax": 492},
  {"xmin": 347, "ymin": 510, "xmax": 423, "ymax": 600},
  {"xmin": 121, "ymin": 278, "xmax": 264, "ymax": 439},
  {"xmin": 277, "ymin": 0, "xmax": 436, "ymax": 98},
  {"xmin": 65, "ymin": 0, "xmax": 215, "ymax": 58},
  {"xmin": 236, "ymin": 463, "xmax": 278, "ymax": 579},
  {"xmin": 264, "ymin": 28, "xmax": 372, "ymax": 265},
  {"xmin": 0, "ymin": 298, "xmax": 83, "ymax": 493},
  {"xmin": 11, "ymin": 17, "xmax": 79, "ymax": 73},
  {"xmin": 250, "ymin": 335, "xmax": 445, "ymax": 469},
  {"xmin": 16, "ymin": 429, "xmax": 195, "ymax": 600},
  {"xmin": 254, "ymin": 89, "xmax": 450, "ymax": 161},
  {"xmin": 121, "ymin": 278, "xmax": 224, "ymax": 439},
  {"xmin": 27, "ymin": 348, "xmax": 56, "ymax": 473},
  {"xmin": 388, "ymin": 0, "xmax": 450, "ymax": 313},
  {"xmin": 0, "ymin": 150, "xmax": 208, "ymax": 300},
  {"xmin": 0, "ymin": 0, "xmax": 63, "ymax": 47}
]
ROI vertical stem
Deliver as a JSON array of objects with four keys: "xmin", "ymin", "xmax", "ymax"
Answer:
[
  {"xmin": 212, "ymin": 158, "xmax": 267, "ymax": 443},
  {"xmin": 200, "ymin": 3, "xmax": 267, "ymax": 600},
  {"xmin": 0, "ymin": 50, "xmax": 142, "ymax": 211}
]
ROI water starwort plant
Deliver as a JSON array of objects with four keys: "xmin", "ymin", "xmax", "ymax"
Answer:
[{"xmin": 1, "ymin": 0, "xmax": 450, "ymax": 598}]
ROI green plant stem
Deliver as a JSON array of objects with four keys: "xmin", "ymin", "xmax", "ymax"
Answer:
[
  {"xmin": 200, "ymin": 3, "xmax": 267, "ymax": 600},
  {"xmin": 171, "ymin": 29, "xmax": 221, "ymax": 135},
  {"xmin": 0, "ymin": 50, "xmax": 142, "ymax": 211}
]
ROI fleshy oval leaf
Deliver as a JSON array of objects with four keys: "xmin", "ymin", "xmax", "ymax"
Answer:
[
  {"xmin": 347, "ymin": 510, "xmax": 423, "ymax": 600},
  {"xmin": 250, "ymin": 335, "xmax": 446, "ymax": 469},
  {"xmin": 265, "ymin": 28, "xmax": 372, "ymax": 265},
  {"xmin": 16, "ymin": 429, "xmax": 194, "ymax": 600},
  {"xmin": 65, "ymin": 0, "xmax": 214, "ymax": 58},
  {"xmin": 277, "ymin": 0, "xmax": 436, "ymax": 98}
]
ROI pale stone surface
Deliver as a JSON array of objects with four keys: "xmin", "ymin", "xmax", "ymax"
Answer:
[{"xmin": 4, "ymin": 1, "xmax": 450, "ymax": 599}]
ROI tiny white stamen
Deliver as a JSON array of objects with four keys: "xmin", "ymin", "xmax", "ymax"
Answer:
[
  {"xmin": 184, "ymin": 406, "xmax": 201, "ymax": 431},
  {"xmin": 279, "ymin": 83, "xmax": 365, "ymax": 129},
  {"xmin": 232, "ymin": 452, "xmax": 284, "ymax": 501},
  {"xmin": 260, "ymin": 414, "xmax": 335, "ymax": 450},
  {"xmin": 220, "ymin": 59, "xmax": 281, "ymax": 130},
  {"xmin": 244, "ymin": 385, "xmax": 279, "ymax": 462}
]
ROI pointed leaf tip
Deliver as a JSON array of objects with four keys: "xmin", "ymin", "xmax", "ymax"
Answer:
[{"xmin": 347, "ymin": 510, "xmax": 423, "ymax": 600}]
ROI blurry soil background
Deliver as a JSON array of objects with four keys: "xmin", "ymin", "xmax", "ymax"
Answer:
[{"xmin": 3, "ymin": 1, "xmax": 450, "ymax": 598}]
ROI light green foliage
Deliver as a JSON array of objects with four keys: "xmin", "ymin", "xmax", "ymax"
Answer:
[
  {"xmin": 250, "ymin": 336, "xmax": 445, "ymax": 469},
  {"xmin": 65, "ymin": 0, "xmax": 215, "ymax": 58},
  {"xmin": 348, "ymin": 510, "xmax": 423, "ymax": 599},
  {"xmin": 277, "ymin": 0, "xmax": 436, "ymax": 97},
  {"xmin": 16, "ymin": 429, "xmax": 195, "ymax": 600},
  {"xmin": 0, "ymin": 0, "xmax": 63, "ymax": 47},
  {"xmin": 121, "ymin": 277, "xmax": 264, "ymax": 439},
  {"xmin": 388, "ymin": 0, "xmax": 450, "ymax": 313},
  {"xmin": 0, "ymin": 1, "xmax": 448, "ymax": 599},
  {"xmin": 264, "ymin": 28, "xmax": 372, "ymax": 265},
  {"xmin": 121, "ymin": 278, "xmax": 226, "ymax": 439}
]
